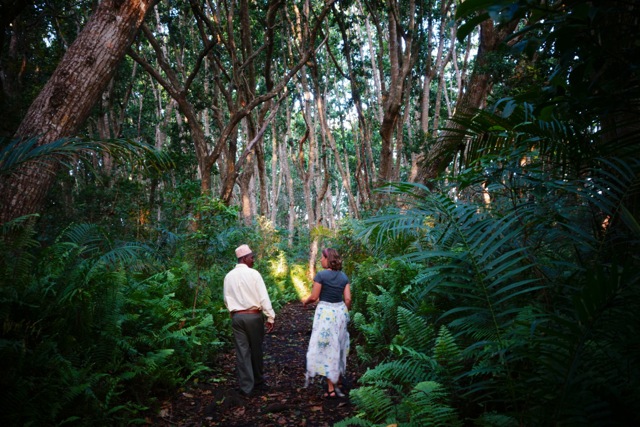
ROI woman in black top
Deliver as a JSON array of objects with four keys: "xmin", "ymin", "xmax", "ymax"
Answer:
[{"xmin": 303, "ymin": 248, "xmax": 351, "ymax": 398}]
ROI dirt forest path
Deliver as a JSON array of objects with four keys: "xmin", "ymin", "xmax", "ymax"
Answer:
[{"xmin": 150, "ymin": 301, "xmax": 361, "ymax": 426}]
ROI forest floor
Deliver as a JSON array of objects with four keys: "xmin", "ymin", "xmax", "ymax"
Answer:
[{"xmin": 147, "ymin": 301, "xmax": 363, "ymax": 426}]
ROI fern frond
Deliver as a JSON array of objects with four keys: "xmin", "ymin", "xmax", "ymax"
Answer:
[
  {"xmin": 433, "ymin": 326, "xmax": 462, "ymax": 371},
  {"xmin": 348, "ymin": 386, "xmax": 395, "ymax": 424},
  {"xmin": 359, "ymin": 358, "xmax": 432, "ymax": 391},
  {"xmin": 474, "ymin": 412, "xmax": 519, "ymax": 427},
  {"xmin": 404, "ymin": 381, "xmax": 462, "ymax": 427},
  {"xmin": 352, "ymin": 288, "xmax": 400, "ymax": 354},
  {"xmin": 334, "ymin": 416, "xmax": 374, "ymax": 427},
  {"xmin": 396, "ymin": 306, "xmax": 434, "ymax": 353},
  {"xmin": 0, "ymin": 214, "xmax": 40, "ymax": 287}
]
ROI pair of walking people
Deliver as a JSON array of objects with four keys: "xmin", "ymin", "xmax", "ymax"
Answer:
[{"xmin": 223, "ymin": 245, "xmax": 351, "ymax": 398}]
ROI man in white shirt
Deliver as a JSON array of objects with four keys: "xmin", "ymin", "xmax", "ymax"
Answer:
[{"xmin": 223, "ymin": 244, "xmax": 275, "ymax": 396}]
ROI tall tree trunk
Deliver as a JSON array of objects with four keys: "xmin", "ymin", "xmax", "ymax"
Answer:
[
  {"xmin": 334, "ymin": 3, "xmax": 374, "ymax": 212},
  {"xmin": 281, "ymin": 105, "xmax": 296, "ymax": 248},
  {"xmin": 411, "ymin": 0, "xmax": 452, "ymax": 182},
  {"xmin": 309, "ymin": 61, "xmax": 359, "ymax": 219},
  {"xmin": 416, "ymin": 18, "xmax": 518, "ymax": 184},
  {"xmin": 269, "ymin": 124, "xmax": 280, "ymax": 225},
  {"xmin": 359, "ymin": 0, "xmax": 384, "ymax": 124},
  {"xmin": 296, "ymin": 75, "xmax": 316, "ymax": 229},
  {"xmin": 239, "ymin": 116, "xmax": 257, "ymax": 226},
  {"xmin": 0, "ymin": 0, "xmax": 156, "ymax": 224},
  {"xmin": 129, "ymin": 21, "xmax": 214, "ymax": 193},
  {"xmin": 377, "ymin": 0, "xmax": 416, "ymax": 187}
]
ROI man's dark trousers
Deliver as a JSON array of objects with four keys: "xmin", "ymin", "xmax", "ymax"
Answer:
[{"xmin": 231, "ymin": 313, "xmax": 265, "ymax": 394}]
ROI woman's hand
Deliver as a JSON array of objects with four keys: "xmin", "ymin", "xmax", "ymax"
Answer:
[{"xmin": 304, "ymin": 282, "xmax": 322, "ymax": 308}]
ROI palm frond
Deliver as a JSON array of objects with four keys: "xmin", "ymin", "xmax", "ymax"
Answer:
[
  {"xmin": 448, "ymin": 101, "xmax": 591, "ymax": 176},
  {"xmin": 0, "ymin": 135, "xmax": 174, "ymax": 177}
]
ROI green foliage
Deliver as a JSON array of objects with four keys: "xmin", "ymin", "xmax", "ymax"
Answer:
[
  {"xmin": 0, "ymin": 136, "xmax": 173, "ymax": 177},
  {"xmin": 346, "ymin": 273, "xmax": 467, "ymax": 425},
  {"xmin": 347, "ymin": 95, "xmax": 640, "ymax": 424},
  {"xmin": 350, "ymin": 258, "xmax": 420, "ymax": 318},
  {"xmin": 0, "ymin": 220, "xmax": 223, "ymax": 425},
  {"xmin": 351, "ymin": 288, "xmax": 398, "ymax": 365},
  {"xmin": 342, "ymin": 386, "xmax": 395, "ymax": 425},
  {"xmin": 395, "ymin": 306, "xmax": 434, "ymax": 354}
]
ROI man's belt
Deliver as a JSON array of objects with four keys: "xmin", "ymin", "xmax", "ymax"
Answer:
[{"xmin": 232, "ymin": 309, "xmax": 262, "ymax": 316}]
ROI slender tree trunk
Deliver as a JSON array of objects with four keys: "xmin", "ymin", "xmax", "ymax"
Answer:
[
  {"xmin": 239, "ymin": 117, "xmax": 257, "ymax": 226},
  {"xmin": 281, "ymin": 105, "xmax": 296, "ymax": 248},
  {"xmin": 297, "ymin": 78, "xmax": 316, "ymax": 229},
  {"xmin": 432, "ymin": 49, "xmax": 451, "ymax": 138},
  {"xmin": 1, "ymin": 0, "xmax": 156, "ymax": 224},
  {"xmin": 375, "ymin": 0, "xmax": 416, "ymax": 189},
  {"xmin": 411, "ymin": 0, "xmax": 452, "ymax": 182},
  {"xmin": 309, "ymin": 62, "xmax": 359, "ymax": 219},
  {"xmin": 220, "ymin": 125, "xmax": 239, "ymax": 203},
  {"xmin": 416, "ymin": 18, "xmax": 518, "ymax": 184},
  {"xmin": 292, "ymin": 17, "xmax": 320, "ymax": 277},
  {"xmin": 269, "ymin": 125, "xmax": 280, "ymax": 225},
  {"xmin": 394, "ymin": 72, "xmax": 414, "ymax": 182}
]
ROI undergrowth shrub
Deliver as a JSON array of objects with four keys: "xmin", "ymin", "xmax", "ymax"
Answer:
[
  {"xmin": 341, "ymin": 138, "xmax": 640, "ymax": 425},
  {"xmin": 0, "ymin": 220, "xmax": 223, "ymax": 425}
]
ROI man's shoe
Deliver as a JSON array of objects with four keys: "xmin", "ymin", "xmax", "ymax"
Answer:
[
  {"xmin": 237, "ymin": 388, "xmax": 252, "ymax": 397},
  {"xmin": 254, "ymin": 383, "xmax": 270, "ymax": 391}
]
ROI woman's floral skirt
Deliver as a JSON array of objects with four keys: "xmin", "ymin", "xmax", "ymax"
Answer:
[{"xmin": 305, "ymin": 301, "xmax": 350, "ymax": 385}]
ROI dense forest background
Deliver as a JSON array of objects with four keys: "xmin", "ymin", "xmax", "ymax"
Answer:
[{"xmin": 1, "ymin": 0, "xmax": 639, "ymax": 425}]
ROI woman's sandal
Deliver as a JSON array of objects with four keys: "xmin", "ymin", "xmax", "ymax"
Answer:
[{"xmin": 323, "ymin": 390, "xmax": 339, "ymax": 399}]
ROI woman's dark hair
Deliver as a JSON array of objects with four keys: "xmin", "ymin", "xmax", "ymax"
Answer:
[{"xmin": 322, "ymin": 248, "xmax": 342, "ymax": 271}]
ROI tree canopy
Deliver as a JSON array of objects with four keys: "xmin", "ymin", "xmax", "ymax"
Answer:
[{"xmin": 1, "ymin": 0, "xmax": 639, "ymax": 425}]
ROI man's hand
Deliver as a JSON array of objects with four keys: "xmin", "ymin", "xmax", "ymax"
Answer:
[{"xmin": 266, "ymin": 321, "xmax": 274, "ymax": 333}]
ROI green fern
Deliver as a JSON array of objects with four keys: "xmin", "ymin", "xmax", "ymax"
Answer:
[
  {"xmin": 0, "ymin": 214, "xmax": 40, "ymax": 287},
  {"xmin": 352, "ymin": 123, "xmax": 640, "ymax": 424},
  {"xmin": 334, "ymin": 415, "xmax": 375, "ymax": 427},
  {"xmin": 348, "ymin": 386, "xmax": 396, "ymax": 424},
  {"xmin": 403, "ymin": 381, "xmax": 462, "ymax": 427},
  {"xmin": 359, "ymin": 357, "xmax": 434, "ymax": 390},
  {"xmin": 352, "ymin": 287, "xmax": 401, "ymax": 360},
  {"xmin": 474, "ymin": 412, "xmax": 519, "ymax": 427},
  {"xmin": 433, "ymin": 326, "xmax": 462, "ymax": 371},
  {"xmin": 0, "ymin": 220, "xmax": 222, "ymax": 425},
  {"xmin": 395, "ymin": 306, "xmax": 434, "ymax": 353}
]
